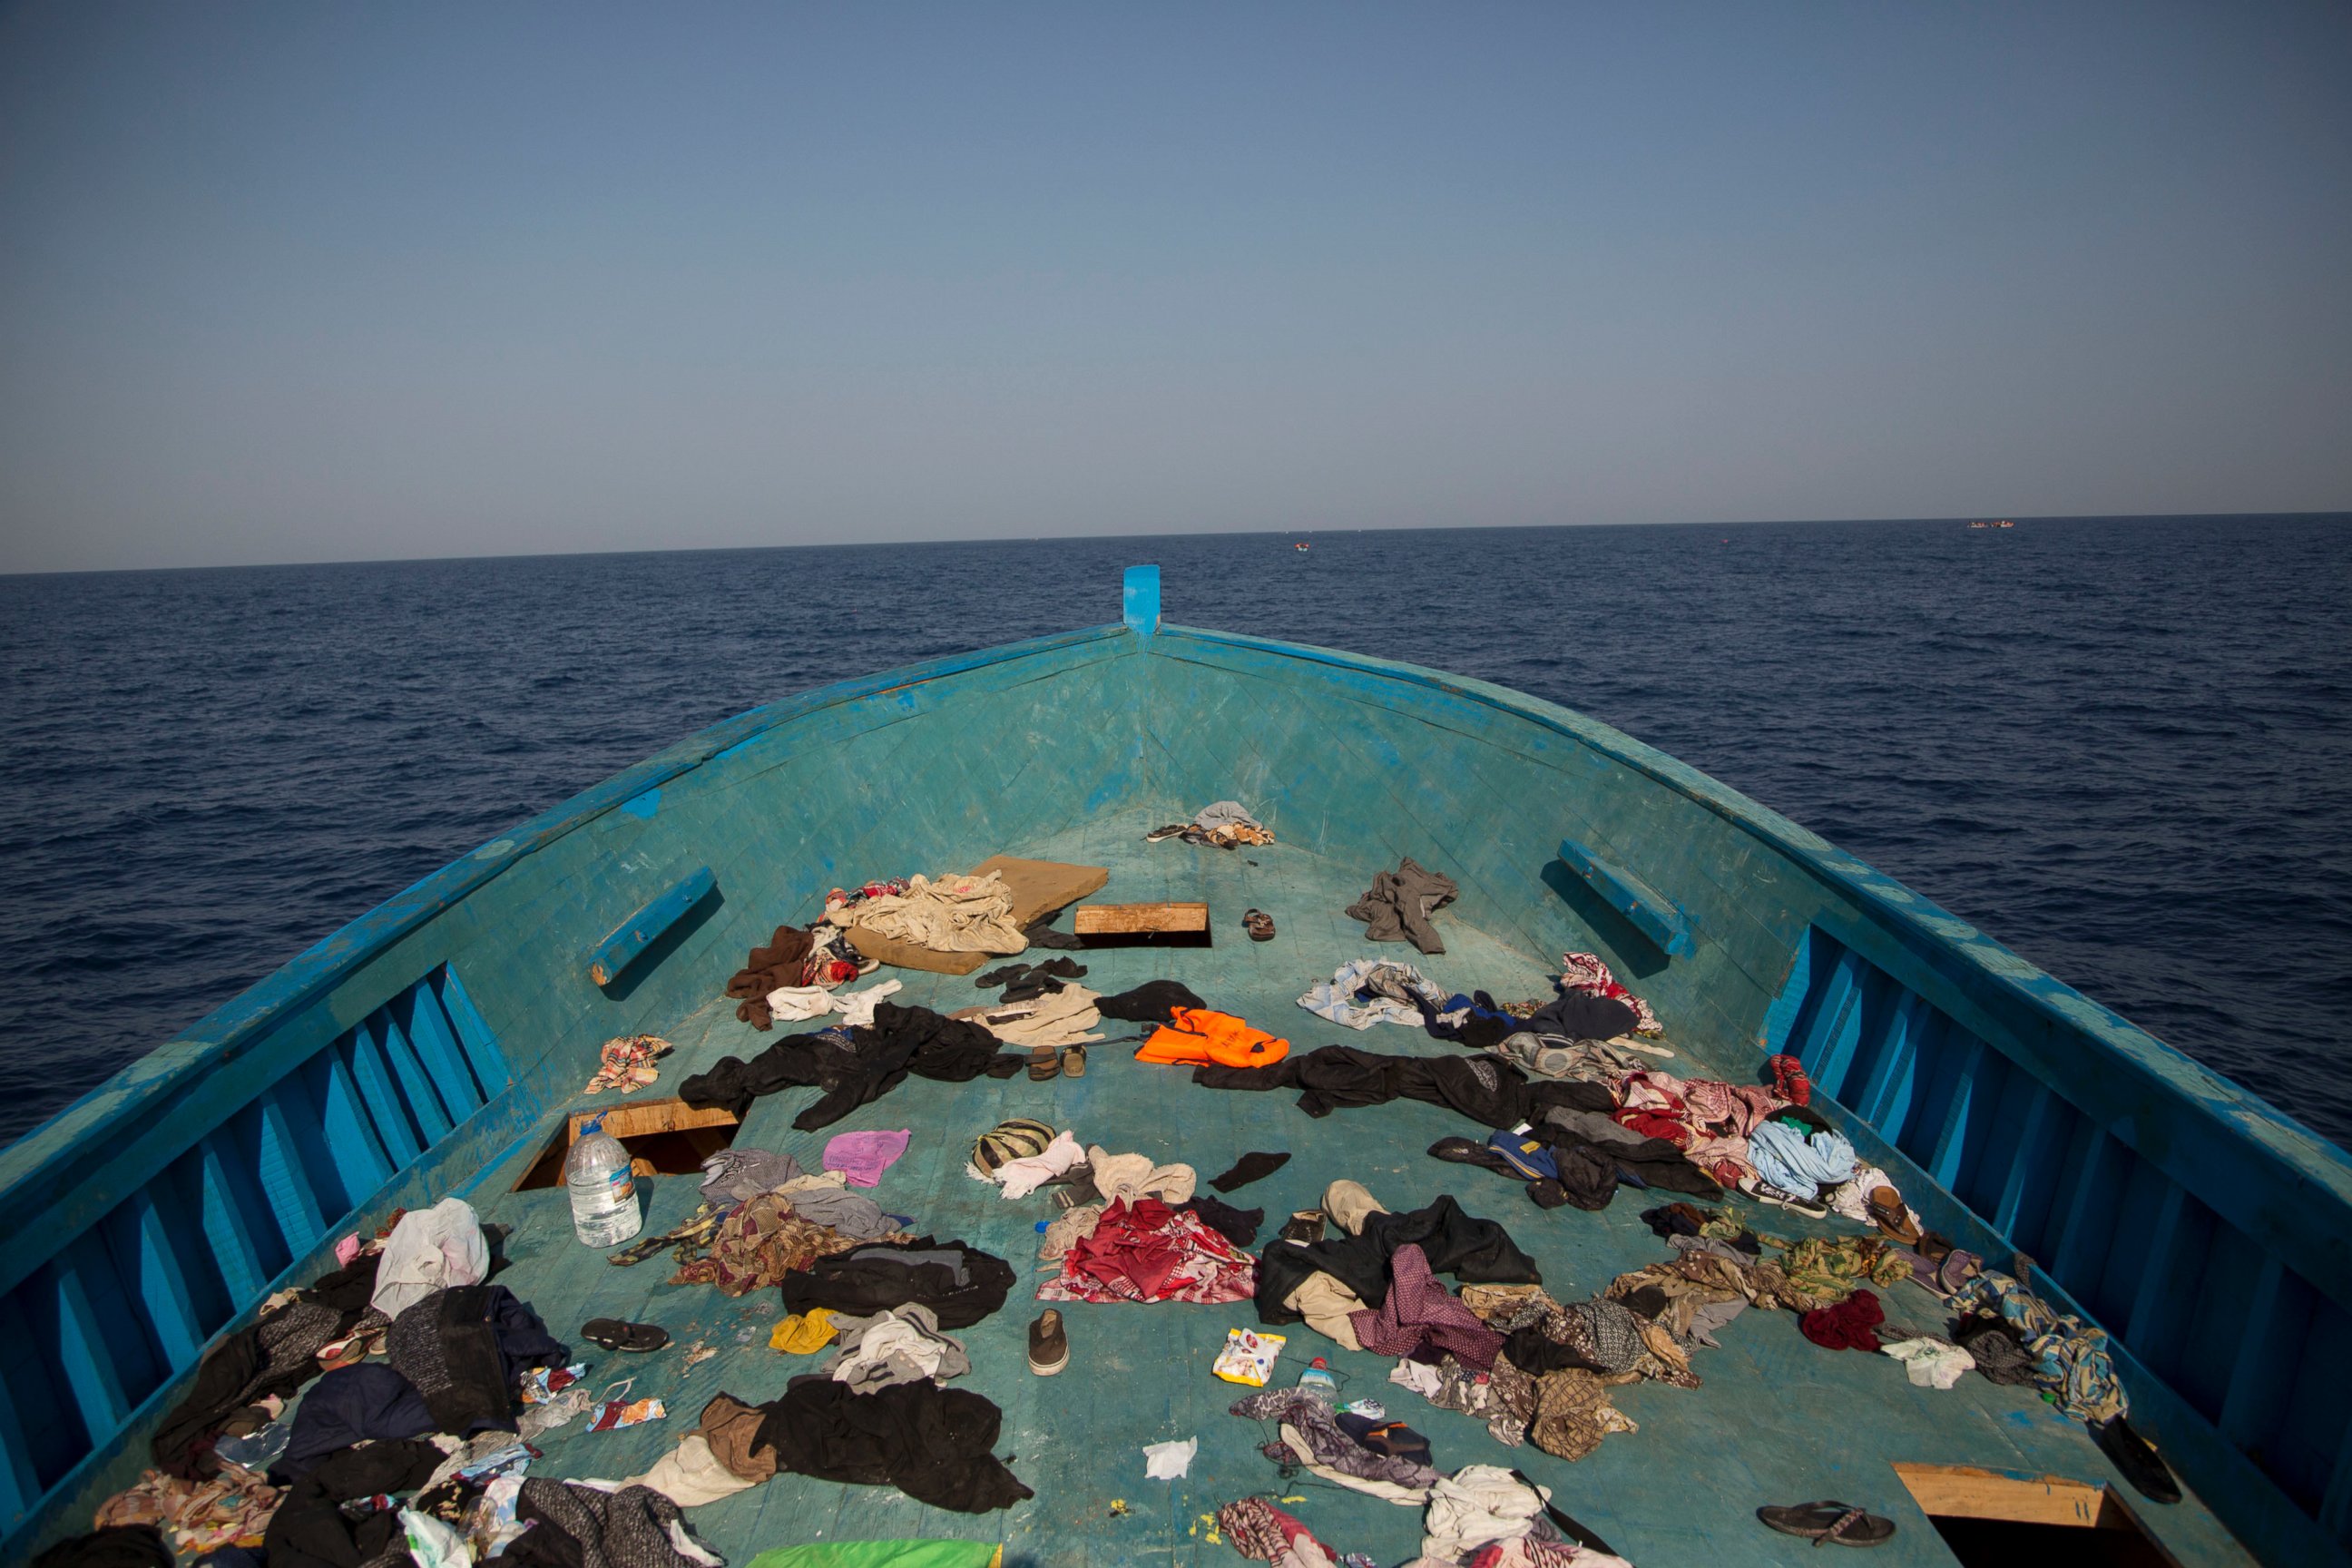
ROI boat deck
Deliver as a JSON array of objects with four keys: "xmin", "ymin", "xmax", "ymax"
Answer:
[{"xmin": 462, "ymin": 819, "xmax": 2251, "ymax": 1567}]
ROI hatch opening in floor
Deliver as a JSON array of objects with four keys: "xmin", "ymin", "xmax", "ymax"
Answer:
[
  {"xmin": 1892, "ymin": 1464, "xmax": 2177, "ymax": 1568},
  {"xmin": 513, "ymin": 1097, "xmax": 741, "ymax": 1191}
]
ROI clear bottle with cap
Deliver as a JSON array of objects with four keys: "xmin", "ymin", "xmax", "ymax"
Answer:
[{"xmin": 565, "ymin": 1116, "xmax": 642, "ymax": 1247}]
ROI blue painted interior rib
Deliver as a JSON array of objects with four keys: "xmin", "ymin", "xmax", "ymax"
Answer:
[
  {"xmin": 0, "ymin": 571, "xmax": 2341, "ymax": 1565},
  {"xmin": 1556, "ymin": 834, "xmax": 1697, "ymax": 956},
  {"xmin": 588, "ymin": 865, "xmax": 717, "ymax": 986}
]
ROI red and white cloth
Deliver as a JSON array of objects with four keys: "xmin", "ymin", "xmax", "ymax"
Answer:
[
  {"xmin": 1558, "ymin": 952, "xmax": 1662, "ymax": 1035},
  {"xmin": 1037, "ymin": 1197, "xmax": 1256, "ymax": 1305}
]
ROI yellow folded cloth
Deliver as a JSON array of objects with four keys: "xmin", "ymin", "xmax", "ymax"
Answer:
[{"xmin": 769, "ymin": 1308, "xmax": 838, "ymax": 1354}]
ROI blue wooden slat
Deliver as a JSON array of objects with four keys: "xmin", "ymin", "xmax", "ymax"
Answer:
[
  {"xmin": 1856, "ymin": 987, "xmax": 1930, "ymax": 1132},
  {"xmin": 1798, "ymin": 947, "xmax": 1871, "ymax": 1093},
  {"xmin": 398, "ymin": 990, "xmax": 482, "ymax": 1119},
  {"xmin": 50, "ymin": 1261, "xmax": 130, "ymax": 1440},
  {"xmin": 346, "ymin": 1021, "xmax": 423, "ymax": 1167},
  {"xmin": 0, "ymin": 1351, "xmax": 39, "ymax": 1530},
  {"xmin": 1555, "ymin": 836, "xmax": 1696, "ymax": 958},
  {"xmin": 197, "ymin": 1138, "xmax": 270, "ymax": 1303},
  {"xmin": 2317, "ymin": 1422, "xmax": 2352, "ymax": 1544},
  {"xmin": 1756, "ymin": 927, "xmax": 1819, "ymax": 1056},
  {"xmin": 2051, "ymin": 1125, "xmax": 2129, "ymax": 1289},
  {"xmin": 253, "ymin": 1096, "xmax": 327, "ymax": 1252},
  {"xmin": 317, "ymin": 1053, "xmax": 395, "ymax": 1202},
  {"xmin": 2124, "ymin": 1184, "xmax": 2199, "ymax": 1366},
  {"xmin": 433, "ymin": 968, "xmax": 510, "ymax": 1090},
  {"xmin": 2223, "ymin": 1257, "xmax": 2312, "ymax": 1452},
  {"xmin": 587, "ymin": 866, "xmax": 715, "ymax": 986},
  {"xmin": 118, "ymin": 1191, "xmax": 204, "ymax": 1372},
  {"xmin": 377, "ymin": 1014, "xmax": 456, "ymax": 1143},
  {"xmin": 1994, "ymin": 1089, "xmax": 2069, "ymax": 1250},
  {"xmin": 1926, "ymin": 1035, "xmax": 1989, "ymax": 1188}
]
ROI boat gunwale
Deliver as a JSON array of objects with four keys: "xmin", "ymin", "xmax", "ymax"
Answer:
[
  {"xmin": 0, "ymin": 622, "xmax": 1131, "ymax": 1221},
  {"xmin": 1155, "ymin": 622, "xmax": 2352, "ymax": 1300}
]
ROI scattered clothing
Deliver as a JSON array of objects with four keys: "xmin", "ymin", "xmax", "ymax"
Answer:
[
  {"xmin": 1299, "ymin": 959, "xmax": 1449, "ymax": 1030},
  {"xmin": 1181, "ymin": 1194, "xmax": 1266, "ymax": 1248},
  {"xmin": 1516, "ymin": 993, "xmax": 1639, "ymax": 1044},
  {"xmin": 1219, "ymin": 1496, "xmax": 1347, "ymax": 1567},
  {"xmin": 1212, "ymin": 1152, "xmax": 1292, "ymax": 1192},
  {"xmin": 385, "ymin": 1284, "xmax": 568, "ymax": 1436},
  {"xmin": 1097, "ymin": 979, "xmax": 1208, "ymax": 1022},
  {"xmin": 821, "ymin": 1304, "xmax": 972, "ymax": 1392},
  {"xmin": 770, "ymin": 1309, "xmax": 841, "ymax": 1354},
  {"xmin": 1770, "ymin": 1235, "xmax": 1914, "ymax": 1308},
  {"xmin": 728, "ymin": 925, "xmax": 821, "ymax": 1028},
  {"xmin": 671, "ymin": 1190, "xmax": 867, "ymax": 1295},
  {"xmin": 956, "ymin": 985, "xmax": 1104, "ymax": 1047},
  {"xmin": 681, "ymin": 1003, "xmax": 1025, "ymax": 1129},
  {"xmin": 1556, "ymin": 952, "xmax": 1662, "ymax": 1035},
  {"xmin": 1746, "ymin": 1122, "xmax": 1857, "ymax": 1196},
  {"xmin": 1528, "ymin": 1368, "xmax": 1638, "ymax": 1462},
  {"xmin": 585, "ymin": 1034, "xmax": 672, "ymax": 1095},
  {"xmin": 1346, "ymin": 858, "xmax": 1460, "ymax": 955},
  {"xmin": 1231, "ymin": 1386, "xmax": 1440, "ymax": 1494},
  {"xmin": 1800, "ymin": 1288, "xmax": 1886, "ymax": 1351},
  {"xmin": 1086, "ymin": 1145, "xmax": 1200, "ymax": 1204},
  {"xmin": 630, "ymin": 1434, "xmax": 760, "ymax": 1508},
  {"xmin": 1349, "ymin": 1244, "xmax": 1506, "ymax": 1368},
  {"xmin": 700, "ymin": 1148, "xmax": 804, "ymax": 1205},
  {"xmin": 1259, "ymin": 1193, "xmax": 1541, "ymax": 1330},
  {"xmin": 271, "ymin": 1364, "xmax": 432, "ymax": 1481},
  {"xmin": 825, "ymin": 1128, "xmax": 913, "ymax": 1187},
  {"xmin": 831, "ymin": 871, "xmax": 1029, "ymax": 956},
  {"xmin": 509, "ymin": 1479, "xmax": 719, "ymax": 1568},
  {"xmin": 1949, "ymin": 1269, "xmax": 2129, "ymax": 1422},
  {"xmin": 94, "ymin": 1469, "xmax": 281, "ymax": 1559},
  {"xmin": 752, "ymin": 1378, "xmax": 1033, "ymax": 1513},
  {"xmin": 1039, "ymin": 1197, "xmax": 1259, "ymax": 1305},
  {"xmin": 1882, "ymin": 1337, "xmax": 1975, "ymax": 1388},
  {"xmin": 781, "ymin": 1237, "xmax": 1016, "ymax": 1329},
  {"xmin": 370, "ymin": 1198, "xmax": 490, "ymax": 1318}
]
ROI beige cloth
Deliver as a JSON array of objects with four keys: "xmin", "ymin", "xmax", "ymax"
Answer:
[
  {"xmin": 838, "ymin": 872, "xmax": 1028, "ymax": 955},
  {"xmin": 1284, "ymin": 1272, "xmax": 1367, "ymax": 1350},
  {"xmin": 1324, "ymin": 1179, "xmax": 1388, "ymax": 1236},
  {"xmin": 698, "ymin": 1394, "xmax": 778, "ymax": 1482},
  {"xmin": 1420, "ymin": 1465, "xmax": 1554, "ymax": 1560},
  {"xmin": 955, "ymin": 985, "xmax": 1103, "ymax": 1048},
  {"xmin": 629, "ymin": 1434, "xmax": 758, "ymax": 1507},
  {"xmin": 1087, "ymin": 1146, "xmax": 1196, "ymax": 1204},
  {"xmin": 1039, "ymin": 1202, "xmax": 1106, "ymax": 1260}
]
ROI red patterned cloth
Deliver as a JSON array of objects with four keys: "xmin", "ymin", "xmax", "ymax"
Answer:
[
  {"xmin": 1349, "ymin": 1243, "xmax": 1504, "ymax": 1368},
  {"xmin": 1613, "ymin": 1063, "xmax": 1798, "ymax": 1187},
  {"xmin": 1559, "ymin": 951, "xmax": 1662, "ymax": 1035},
  {"xmin": 1037, "ymin": 1197, "xmax": 1256, "ymax": 1305}
]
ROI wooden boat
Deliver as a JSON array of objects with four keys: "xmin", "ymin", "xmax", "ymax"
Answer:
[{"xmin": 3, "ymin": 566, "xmax": 2338, "ymax": 1567}]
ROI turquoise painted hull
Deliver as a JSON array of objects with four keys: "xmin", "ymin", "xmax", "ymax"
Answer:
[{"xmin": 2, "ymin": 575, "xmax": 2342, "ymax": 1566}]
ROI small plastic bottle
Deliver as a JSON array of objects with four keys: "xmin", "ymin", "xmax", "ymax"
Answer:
[{"xmin": 565, "ymin": 1116, "xmax": 642, "ymax": 1247}]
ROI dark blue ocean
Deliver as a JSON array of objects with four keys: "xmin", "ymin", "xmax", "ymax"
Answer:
[{"xmin": 2, "ymin": 515, "xmax": 2347, "ymax": 1151}]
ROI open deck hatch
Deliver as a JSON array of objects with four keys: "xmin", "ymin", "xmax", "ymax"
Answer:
[
  {"xmin": 512, "ymin": 1096, "xmax": 741, "ymax": 1190},
  {"xmin": 1893, "ymin": 1464, "xmax": 2178, "ymax": 1568}
]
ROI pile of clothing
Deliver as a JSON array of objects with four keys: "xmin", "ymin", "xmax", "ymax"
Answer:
[
  {"xmin": 1346, "ymin": 858, "xmax": 1460, "ymax": 955},
  {"xmin": 1039, "ymin": 1196, "xmax": 1259, "ymax": 1306},
  {"xmin": 1298, "ymin": 959, "xmax": 1451, "ymax": 1031},
  {"xmin": 726, "ymin": 922, "xmax": 872, "ymax": 1030},
  {"xmin": 827, "ymin": 870, "xmax": 1030, "ymax": 956},
  {"xmin": 1255, "ymin": 1181, "xmax": 1539, "ymax": 1354}
]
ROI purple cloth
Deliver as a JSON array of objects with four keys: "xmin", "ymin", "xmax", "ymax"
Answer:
[
  {"xmin": 1348, "ymin": 1243, "xmax": 1504, "ymax": 1368},
  {"xmin": 822, "ymin": 1128, "xmax": 912, "ymax": 1188}
]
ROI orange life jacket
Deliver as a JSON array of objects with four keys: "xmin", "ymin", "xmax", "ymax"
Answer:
[{"xmin": 1136, "ymin": 1007, "xmax": 1291, "ymax": 1068}]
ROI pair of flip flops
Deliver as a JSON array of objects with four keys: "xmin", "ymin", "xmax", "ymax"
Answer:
[
  {"xmin": 1758, "ymin": 1502, "xmax": 1896, "ymax": 1547},
  {"xmin": 582, "ymin": 1318, "xmax": 671, "ymax": 1353},
  {"xmin": 1243, "ymin": 908, "xmax": 1276, "ymax": 941}
]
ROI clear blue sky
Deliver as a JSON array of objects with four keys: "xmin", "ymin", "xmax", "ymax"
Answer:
[{"xmin": 2, "ymin": 2, "xmax": 2346, "ymax": 571}]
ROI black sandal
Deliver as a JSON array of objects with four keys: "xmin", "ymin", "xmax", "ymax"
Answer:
[
  {"xmin": 1758, "ymin": 1502, "xmax": 1895, "ymax": 1547},
  {"xmin": 581, "ymin": 1318, "xmax": 671, "ymax": 1353}
]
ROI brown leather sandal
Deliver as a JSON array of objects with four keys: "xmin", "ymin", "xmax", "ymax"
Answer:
[{"xmin": 1243, "ymin": 908, "xmax": 1276, "ymax": 942}]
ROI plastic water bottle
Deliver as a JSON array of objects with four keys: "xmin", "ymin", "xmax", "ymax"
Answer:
[{"xmin": 565, "ymin": 1116, "xmax": 642, "ymax": 1247}]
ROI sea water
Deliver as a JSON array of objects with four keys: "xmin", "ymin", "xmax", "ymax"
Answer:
[{"xmin": 2, "ymin": 514, "xmax": 2345, "ymax": 1147}]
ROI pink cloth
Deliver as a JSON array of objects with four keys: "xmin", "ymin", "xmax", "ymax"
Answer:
[
  {"xmin": 1348, "ymin": 1243, "xmax": 1504, "ymax": 1368},
  {"xmin": 333, "ymin": 1234, "xmax": 362, "ymax": 1267},
  {"xmin": 821, "ymin": 1129, "xmax": 911, "ymax": 1187}
]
